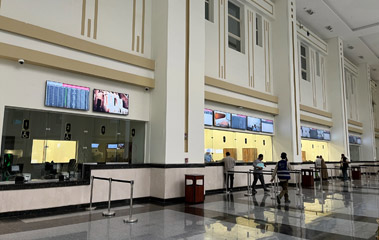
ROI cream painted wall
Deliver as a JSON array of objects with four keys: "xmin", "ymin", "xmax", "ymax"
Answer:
[
  {"xmin": 0, "ymin": 0, "xmax": 152, "ymax": 58},
  {"xmin": 345, "ymin": 69, "xmax": 359, "ymax": 121},
  {"xmin": 204, "ymin": 0, "xmax": 273, "ymax": 94}
]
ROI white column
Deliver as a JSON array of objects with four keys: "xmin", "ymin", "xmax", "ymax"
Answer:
[
  {"xmin": 272, "ymin": 0, "xmax": 302, "ymax": 162},
  {"xmin": 325, "ymin": 37, "xmax": 349, "ymax": 160}
]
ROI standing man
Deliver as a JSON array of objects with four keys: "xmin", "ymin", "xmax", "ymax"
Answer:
[
  {"xmin": 271, "ymin": 152, "xmax": 292, "ymax": 204},
  {"xmin": 252, "ymin": 154, "xmax": 269, "ymax": 193},
  {"xmin": 222, "ymin": 152, "xmax": 236, "ymax": 191}
]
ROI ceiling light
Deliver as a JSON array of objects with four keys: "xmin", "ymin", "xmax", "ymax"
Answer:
[
  {"xmin": 306, "ymin": 9, "xmax": 314, "ymax": 15},
  {"xmin": 373, "ymin": 68, "xmax": 377, "ymax": 71},
  {"xmin": 347, "ymin": 45, "xmax": 354, "ymax": 50},
  {"xmin": 358, "ymin": 56, "xmax": 364, "ymax": 59},
  {"xmin": 325, "ymin": 25, "xmax": 333, "ymax": 32}
]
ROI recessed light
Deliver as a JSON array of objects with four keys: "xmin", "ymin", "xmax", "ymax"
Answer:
[
  {"xmin": 306, "ymin": 9, "xmax": 314, "ymax": 15},
  {"xmin": 358, "ymin": 56, "xmax": 364, "ymax": 59},
  {"xmin": 347, "ymin": 45, "xmax": 354, "ymax": 50},
  {"xmin": 373, "ymin": 68, "xmax": 377, "ymax": 71},
  {"xmin": 325, "ymin": 25, "xmax": 333, "ymax": 32}
]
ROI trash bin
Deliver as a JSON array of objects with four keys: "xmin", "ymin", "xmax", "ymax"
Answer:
[
  {"xmin": 185, "ymin": 174, "xmax": 204, "ymax": 204},
  {"xmin": 351, "ymin": 167, "xmax": 361, "ymax": 180},
  {"xmin": 301, "ymin": 169, "xmax": 314, "ymax": 187}
]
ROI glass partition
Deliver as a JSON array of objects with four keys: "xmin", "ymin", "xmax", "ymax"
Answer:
[{"xmin": 0, "ymin": 107, "xmax": 146, "ymax": 182}]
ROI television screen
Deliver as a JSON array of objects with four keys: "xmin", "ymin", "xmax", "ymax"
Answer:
[
  {"xmin": 214, "ymin": 110, "xmax": 231, "ymax": 128},
  {"xmin": 349, "ymin": 135, "xmax": 356, "ymax": 144},
  {"xmin": 107, "ymin": 144, "xmax": 118, "ymax": 149},
  {"xmin": 91, "ymin": 143, "xmax": 99, "ymax": 149},
  {"xmin": 93, "ymin": 89, "xmax": 129, "ymax": 115},
  {"xmin": 309, "ymin": 128, "xmax": 318, "ymax": 139},
  {"xmin": 261, "ymin": 119, "xmax": 274, "ymax": 133},
  {"xmin": 204, "ymin": 109, "xmax": 213, "ymax": 126},
  {"xmin": 231, "ymin": 114, "xmax": 247, "ymax": 130},
  {"xmin": 45, "ymin": 81, "xmax": 89, "ymax": 111},
  {"xmin": 118, "ymin": 143, "xmax": 125, "ymax": 149},
  {"xmin": 356, "ymin": 137, "xmax": 362, "ymax": 144},
  {"xmin": 317, "ymin": 130, "xmax": 324, "ymax": 140},
  {"xmin": 323, "ymin": 131, "xmax": 331, "ymax": 141},
  {"xmin": 247, "ymin": 117, "xmax": 261, "ymax": 132},
  {"xmin": 301, "ymin": 126, "xmax": 310, "ymax": 138}
]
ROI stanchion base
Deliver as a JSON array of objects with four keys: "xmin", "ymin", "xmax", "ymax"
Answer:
[
  {"xmin": 102, "ymin": 211, "xmax": 116, "ymax": 217},
  {"xmin": 225, "ymin": 191, "xmax": 231, "ymax": 194},
  {"xmin": 86, "ymin": 207, "xmax": 96, "ymax": 211},
  {"xmin": 244, "ymin": 193, "xmax": 253, "ymax": 196},
  {"xmin": 124, "ymin": 218, "xmax": 138, "ymax": 223}
]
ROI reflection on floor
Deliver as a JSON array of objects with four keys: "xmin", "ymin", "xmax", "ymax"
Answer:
[{"xmin": 0, "ymin": 180, "xmax": 379, "ymax": 239}]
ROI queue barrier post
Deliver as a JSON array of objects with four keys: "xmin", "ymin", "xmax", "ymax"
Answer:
[
  {"xmin": 102, "ymin": 178, "xmax": 116, "ymax": 217},
  {"xmin": 86, "ymin": 176, "xmax": 96, "ymax": 211},
  {"xmin": 124, "ymin": 180, "xmax": 138, "ymax": 223},
  {"xmin": 244, "ymin": 171, "xmax": 252, "ymax": 197}
]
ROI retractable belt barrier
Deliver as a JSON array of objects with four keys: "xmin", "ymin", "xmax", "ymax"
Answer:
[{"xmin": 86, "ymin": 176, "xmax": 138, "ymax": 223}]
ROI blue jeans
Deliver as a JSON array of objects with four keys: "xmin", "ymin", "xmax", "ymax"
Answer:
[{"xmin": 342, "ymin": 169, "xmax": 348, "ymax": 181}]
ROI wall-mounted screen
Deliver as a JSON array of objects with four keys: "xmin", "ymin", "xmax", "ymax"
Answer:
[
  {"xmin": 301, "ymin": 126, "xmax": 310, "ymax": 138},
  {"xmin": 309, "ymin": 128, "xmax": 318, "ymax": 139},
  {"xmin": 204, "ymin": 109, "xmax": 213, "ymax": 126},
  {"xmin": 261, "ymin": 119, "xmax": 274, "ymax": 133},
  {"xmin": 247, "ymin": 117, "xmax": 261, "ymax": 132},
  {"xmin": 323, "ymin": 131, "xmax": 331, "ymax": 141},
  {"xmin": 349, "ymin": 135, "xmax": 356, "ymax": 144},
  {"xmin": 356, "ymin": 137, "xmax": 362, "ymax": 145},
  {"xmin": 91, "ymin": 143, "xmax": 99, "ymax": 149},
  {"xmin": 317, "ymin": 130, "xmax": 324, "ymax": 140},
  {"xmin": 45, "ymin": 81, "xmax": 89, "ymax": 111},
  {"xmin": 231, "ymin": 114, "xmax": 247, "ymax": 130},
  {"xmin": 93, "ymin": 89, "xmax": 129, "ymax": 115},
  {"xmin": 118, "ymin": 143, "xmax": 125, "ymax": 149},
  {"xmin": 107, "ymin": 144, "xmax": 118, "ymax": 149},
  {"xmin": 214, "ymin": 110, "xmax": 231, "ymax": 128}
]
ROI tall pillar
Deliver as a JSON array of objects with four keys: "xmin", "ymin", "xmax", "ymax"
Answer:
[
  {"xmin": 272, "ymin": 0, "xmax": 301, "ymax": 162},
  {"xmin": 149, "ymin": 0, "xmax": 204, "ymax": 164},
  {"xmin": 326, "ymin": 37, "xmax": 349, "ymax": 160},
  {"xmin": 358, "ymin": 64, "xmax": 376, "ymax": 161}
]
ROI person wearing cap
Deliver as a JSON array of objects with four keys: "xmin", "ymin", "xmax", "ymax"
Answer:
[
  {"xmin": 204, "ymin": 149, "xmax": 213, "ymax": 163},
  {"xmin": 271, "ymin": 152, "xmax": 292, "ymax": 204}
]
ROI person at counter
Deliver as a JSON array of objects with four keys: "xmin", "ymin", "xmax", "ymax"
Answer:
[
  {"xmin": 222, "ymin": 152, "xmax": 236, "ymax": 191},
  {"xmin": 204, "ymin": 149, "xmax": 213, "ymax": 163},
  {"xmin": 340, "ymin": 154, "xmax": 349, "ymax": 181},
  {"xmin": 252, "ymin": 154, "xmax": 269, "ymax": 194}
]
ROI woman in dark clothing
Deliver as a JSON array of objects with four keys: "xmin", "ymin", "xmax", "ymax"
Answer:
[{"xmin": 340, "ymin": 154, "xmax": 349, "ymax": 181}]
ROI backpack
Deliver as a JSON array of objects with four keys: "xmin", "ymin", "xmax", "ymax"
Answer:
[{"xmin": 277, "ymin": 159, "xmax": 290, "ymax": 180}]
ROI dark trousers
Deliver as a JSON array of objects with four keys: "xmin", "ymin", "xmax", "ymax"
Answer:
[
  {"xmin": 224, "ymin": 173, "xmax": 234, "ymax": 190},
  {"xmin": 252, "ymin": 173, "xmax": 267, "ymax": 190},
  {"xmin": 342, "ymin": 169, "xmax": 348, "ymax": 181},
  {"xmin": 278, "ymin": 181, "xmax": 289, "ymax": 200}
]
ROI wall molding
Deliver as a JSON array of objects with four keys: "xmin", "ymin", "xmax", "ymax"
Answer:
[
  {"xmin": 0, "ymin": 15, "xmax": 155, "ymax": 70},
  {"xmin": 348, "ymin": 119, "xmax": 363, "ymax": 128},
  {"xmin": 300, "ymin": 104, "xmax": 332, "ymax": 118},
  {"xmin": 348, "ymin": 126, "xmax": 363, "ymax": 134},
  {"xmin": 205, "ymin": 76, "xmax": 278, "ymax": 103},
  {"xmin": 0, "ymin": 42, "xmax": 155, "ymax": 88},
  {"xmin": 296, "ymin": 22, "xmax": 328, "ymax": 55},
  {"xmin": 344, "ymin": 57, "xmax": 358, "ymax": 76},
  {"xmin": 376, "ymin": 133, "xmax": 379, "ymax": 139},
  {"xmin": 249, "ymin": 0, "xmax": 274, "ymax": 17},
  {"xmin": 205, "ymin": 91, "xmax": 279, "ymax": 115},
  {"xmin": 300, "ymin": 114, "xmax": 333, "ymax": 127},
  {"xmin": 375, "ymin": 128, "xmax": 379, "ymax": 133}
]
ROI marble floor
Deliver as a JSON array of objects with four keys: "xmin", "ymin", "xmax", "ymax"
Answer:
[{"xmin": 1, "ymin": 180, "xmax": 379, "ymax": 239}]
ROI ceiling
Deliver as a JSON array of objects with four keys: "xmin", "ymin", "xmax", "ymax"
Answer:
[{"xmin": 295, "ymin": 0, "xmax": 379, "ymax": 81}]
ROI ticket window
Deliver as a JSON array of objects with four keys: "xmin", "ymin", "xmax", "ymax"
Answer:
[{"xmin": 301, "ymin": 139, "xmax": 329, "ymax": 161}]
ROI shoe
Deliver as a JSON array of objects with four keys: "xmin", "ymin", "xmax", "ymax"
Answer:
[
  {"xmin": 252, "ymin": 190, "xmax": 257, "ymax": 194},
  {"xmin": 285, "ymin": 199, "xmax": 291, "ymax": 203},
  {"xmin": 264, "ymin": 189, "xmax": 270, "ymax": 192},
  {"xmin": 276, "ymin": 196, "xmax": 281, "ymax": 204}
]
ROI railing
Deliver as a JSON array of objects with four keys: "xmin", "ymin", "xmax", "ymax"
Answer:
[{"xmin": 86, "ymin": 176, "xmax": 138, "ymax": 223}]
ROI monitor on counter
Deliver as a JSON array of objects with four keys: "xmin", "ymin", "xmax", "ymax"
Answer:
[
  {"xmin": 107, "ymin": 144, "xmax": 118, "ymax": 149},
  {"xmin": 247, "ymin": 117, "xmax": 261, "ymax": 132},
  {"xmin": 91, "ymin": 143, "xmax": 99, "ymax": 149},
  {"xmin": 213, "ymin": 110, "xmax": 231, "ymax": 128},
  {"xmin": 204, "ymin": 109, "xmax": 213, "ymax": 126},
  {"xmin": 93, "ymin": 89, "xmax": 129, "ymax": 115},
  {"xmin": 231, "ymin": 114, "xmax": 247, "ymax": 130},
  {"xmin": 261, "ymin": 119, "xmax": 274, "ymax": 133},
  {"xmin": 45, "ymin": 81, "xmax": 90, "ymax": 111}
]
